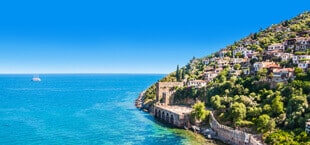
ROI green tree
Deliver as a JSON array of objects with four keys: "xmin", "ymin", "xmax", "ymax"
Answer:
[
  {"xmin": 210, "ymin": 95, "xmax": 224, "ymax": 109},
  {"xmin": 265, "ymin": 130, "xmax": 297, "ymax": 144},
  {"xmin": 176, "ymin": 65, "xmax": 180, "ymax": 81},
  {"xmin": 235, "ymin": 52, "xmax": 244, "ymax": 58},
  {"xmin": 263, "ymin": 104, "xmax": 272, "ymax": 114},
  {"xmin": 234, "ymin": 64, "xmax": 241, "ymax": 70},
  {"xmin": 181, "ymin": 69, "xmax": 185, "ymax": 80},
  {"xmin": 191, "ymin": 102, "xmax": 209, "ymax": 122},
  {"xmin": 271, "ymin": 95, "xmax": 284, "ymax": 116},
  {"xmin": 257, "ymin": 68, "xmax": 268, "ymax": 80},
  {"xmin": 230, "ymin": 102, "xmax": 246, "ymax": 123},
  {"xmin": 256, "ymin": 114, "xmax": 274, "ymax": 133},
  {"xmin": 247, "ymin": 106, "xmax": 262, "ymax": 119},
  {"xmin": 295, "ymin": 67, "xmax": 304, "ymax": 74}
]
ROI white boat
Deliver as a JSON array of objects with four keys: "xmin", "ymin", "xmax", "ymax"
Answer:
[{"xmin": 32, "ymin": 75, "xmax": 41, "ymax": 82}]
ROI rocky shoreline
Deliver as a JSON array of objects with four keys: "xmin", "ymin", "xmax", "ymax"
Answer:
[
  {"xmin": 134, "ymin": 90, "xmax": 227, "ymax": 145},
  {"xmin": 135, "ymin": 90, "xmax": 145, "ymax": 109}
]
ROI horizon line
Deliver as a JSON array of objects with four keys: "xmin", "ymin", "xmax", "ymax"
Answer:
[{"xmin": 0, "ymin": 72, "xmax": 168, "ymax": 75}]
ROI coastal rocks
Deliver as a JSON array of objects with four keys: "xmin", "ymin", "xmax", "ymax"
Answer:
[{"xmin": 135, "ymin": 91, "xmax": 145, "ymax": 109}]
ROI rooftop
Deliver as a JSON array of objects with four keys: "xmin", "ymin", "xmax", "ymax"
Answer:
[
  {"xmin": 190, "ymin": 80, "xmax": 206, "ymax": 83},
  {"xmin": 155, "ymin": 105, "xmax": 192, "ymax": 115},
  {"xmin": 273, "ymin": 68, "xmax": 294, "ymax": 73}
]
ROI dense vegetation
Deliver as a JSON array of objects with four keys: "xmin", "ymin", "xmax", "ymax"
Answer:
[{"xmin": 141, "ymin": 11, "xmax": 310, "ymax": 144}]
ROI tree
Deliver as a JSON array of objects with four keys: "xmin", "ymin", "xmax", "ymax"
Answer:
[
  {"xmin": 235, "ymin": 52, "xmax": 244, "ymax": 58},
  {"xmin": 230, "ymin": 102, "xmax": 246, "ymax": 123},
  {"xmin": 271, "ymin": 95, "xmax": 284, "ymax": 116},
  {"xmin": 234, "ymin": 64, "xmax": 241, "ymax": 70},
  {"xmin": 295, "ymin": 67, "xmax": 304, "ymax": 74},
  {"xmin": 191, "ymin": 102, "xmax": 209, "ymax": 122},
  {"xmin": 210, "ymin": 95, "xmax": 224, "ymax": 109},
  {"xmin": 265, "ymin": 130, "xmax": 297, "ymax": 144},
  {"xmin": 263, "ymin": 104, "xmax": 272, "ymax": 114},
  {"xmin": 247, "ymin": 107, "xmax": 262, "ymax": 119},
  {"xmin": 181, "ymin": 69, "xmax": 185, "ymax": 80},
  {"xmin": 226, "ymin": 51, "xmax": 232, "ymax": 57},
  {"xmin": 256, "ymin": 114, "xmax": 274, "ymax": 133},
  {"xmin": 257, "ymin": 68, "xmax": 268, "ymax": 80},
  {"xmin": 253, "ymin": 33, "xmax": 258, "ymax": 39},
  {"xmin": 176, "ymin": 65, "xmax": 180, "ymax": 81}
]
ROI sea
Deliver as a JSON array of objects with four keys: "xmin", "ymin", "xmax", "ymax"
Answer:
[{"xmin": 0, "ymin": 74, "xmax": 220, "ymax": 145}]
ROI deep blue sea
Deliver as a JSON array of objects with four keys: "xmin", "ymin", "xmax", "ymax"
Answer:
[{"xmin": 0, "ymin": 74, "xmax": 203, "ymax": 145}]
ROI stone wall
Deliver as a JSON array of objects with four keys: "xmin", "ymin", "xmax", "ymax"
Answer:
[
  {"xmin": 156, "ymin": 82, "xmax": 184, "ymax": 105},
  {"xmin": 209, "ymin": 112, "xmax": 263, "ymax": 145},
  {"xmin": 153, "ymin": 105, "xmax": 191, "ymax": 128}
]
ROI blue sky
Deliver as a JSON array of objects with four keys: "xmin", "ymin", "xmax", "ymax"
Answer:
[{"xmin": 0, "ymin": 0, "xmax": 309, "ymax": 74}]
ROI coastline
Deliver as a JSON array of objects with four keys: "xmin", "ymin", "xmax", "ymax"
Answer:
[{"xmin": 135, "ymin": 90, "xmax": 226, "ymax": 145}]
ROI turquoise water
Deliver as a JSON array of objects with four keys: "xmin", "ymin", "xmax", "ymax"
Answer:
[{"xmin": 0, "ymin": 74, "xmax": 194, "ymax": 145}]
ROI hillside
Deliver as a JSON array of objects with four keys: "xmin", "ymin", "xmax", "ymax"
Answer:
[{"xmin": 139, "ymin": 11, "xmax": 310, "ymax": 144}]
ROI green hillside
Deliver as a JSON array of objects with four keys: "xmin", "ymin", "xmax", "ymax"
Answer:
[{"xmin": 140, "ymin": 11, "xmax": 310, "ymax": 144}]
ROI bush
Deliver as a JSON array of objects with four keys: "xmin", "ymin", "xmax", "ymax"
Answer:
[
  {"xmin": 295, "ymin": 51, "xmax": 307, "ymax": 55},
  {"xmin": 265, "ymin": 130, "xmax": 296, "ymax": 144},
  {"xmin": 191, "ymin": 102, "xmax": 210, "ymax": 122},
  {"xmin": 235, "ymin": 120, "xmax": 255, "ymax": 127}
]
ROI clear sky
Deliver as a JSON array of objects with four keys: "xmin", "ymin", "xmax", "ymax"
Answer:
[{"xmin": 0, "ymin": 0, "xmax": 309, "ymax": 74}]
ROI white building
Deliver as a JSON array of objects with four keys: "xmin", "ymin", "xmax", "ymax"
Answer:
[
  {"xmin": 219, "ymin": 49, "xmax": 228, "ymax": 58},
  {"xmin": 233, "ymin": 47, "xmax": 249, "ymax": 57},
  {"xmin": 279, "ymin": 53, "xmax": 294, "ymax": 61},
  {"xmin": 187, "ymin": 80, "xmax": 207, "ymax": 88},
  {"xmin": 203, "ymin": 59, "xmax": 210, "ymax": 65},
  {"xmin": 295, "ymin": 37, "xmax": 310, "ymax": 51},
  {"xmin": 272, "ymin": 68, "xmax": 294, "ymax": 82},
  {"xmin": 298, "ymin": 62, "xmax": 309, "ymax": 69},
  {"xmin": 267, "ymin": 43, "xmax": 285, "ymax": 51},
  {"xmin": 253, "ymin": 62, "xmax": 280, "ymax": 72},
  {"xmin": 241, "ymin": 67, "xmax": 250, "ymax": 75},
  {"xmin": 306, "ymin": 119, "xmax": 310, "ymax": 134},
  {"xmin": 293, "ymin": 55, "xmax": 310, "ymax": 64},
  {"xmin": 205, "ymin": 72, "xmax": 219, "ymax": 82}
]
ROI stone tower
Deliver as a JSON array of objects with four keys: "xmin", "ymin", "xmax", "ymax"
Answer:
[{"xmin": 156, "ymin": 82, "xmax": 184, "ymax": 105}]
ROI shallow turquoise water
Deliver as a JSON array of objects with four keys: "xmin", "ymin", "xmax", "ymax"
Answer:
[{"xmin": 0, "ymin": 74, "xmax": 193, "ymax": 145}]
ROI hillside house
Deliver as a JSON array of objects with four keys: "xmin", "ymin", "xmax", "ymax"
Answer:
[
  {"xmin": 267, "ymin": 43, "xmax": 285, "ymax": 51},
  {"xmin": 286, "ymin": 37, "xmax": 310, "ymax": 51},
  {"xmin": 219, "ymin": 49, "xmax": 228, "ymax": 58},
  {"xmin": 187, "ymin": 80, "xmax": 207, "ymax": 88},
  {"xmin": 271, "ymin": 68, "xmax": 294, "ymax": 82},
  {"xmin": 248, "ymin": 52, "xmax": 259, "ymax": 59},
  {"xmin": 205, "ymin": 71, "xmax": 219, "ymax": 82},
  {"xmin": 204, "ymin": 57, "xmax": 221, "ymax": 65},
  {"xmin": 233, "ymin": 47, "xmax": 248, "ymax": 57},
  {"xmin": 253, "ymin": 62, "xmax": 281, "ymax": 72},
  {"xmin": 266, "ymin": 49, "xmax": 282, "ymax": 57},
  {"xmin": 298, "ymin": 30, "xmax": 310, "ymax": 37},
  {"xmin": 241, "ymin": 67, "xmax": 250, "ymax": 75},
  {"xmin": 306, "ymin": 119, "xmax": 310, "ymax": 134},
  {"xmin": 267, "ymin": 51, "xmax": 294, "ymax": 62},
  {"xmin": 293, "ymin": 55, "xmax": 310, "ymax": 64},
  {"xmin": 230, "ymin": 58, "xmax": 248, "ymax": 65},
  {"xmin": 298, "ymin": 62, "xmax": 310, "ymax": 70},
  {"xmin": 279, "ymin": 53, "xmax": 294, "ymax": 61},
  {"xmin": 229, "ymin": 69, "xmax": 241, "ymax": 76},
  {"xmin": 203, "ymin": 59, "xmax": 210, "ymax": 65},
  {"xmin": 295, "ymin": 37, "xmax": 310, "ymax": 50},
  {"xmin": 244, "ymin": 50, "xmax": 256, "ymax": 58},
  {"xmin": 241, "ymin": 39, "xmax": 259, "ymax": 46},
  {"xmin": 205, "ymin": 66, "xmax": 214, "ymax": 72},
  {"xmin": 217, "ymin": 59, "xmax": 230, "ymax": 68},
  {"xmin": 285, "ymin": 38, "xmax": 297, "ymax": 49},
  {"xmin": 273, "ymin": 26, "xmax": 290, "ymax": 32}
]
